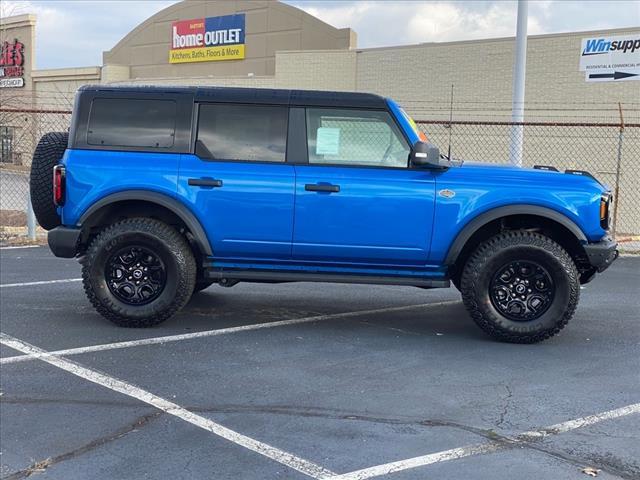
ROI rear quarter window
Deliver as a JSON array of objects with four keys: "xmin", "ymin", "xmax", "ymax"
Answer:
[{"xmin": 87, "ymin": 98, "xmax": 177, "ymax": 148}]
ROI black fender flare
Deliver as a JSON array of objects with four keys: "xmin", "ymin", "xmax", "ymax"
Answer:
[
  {"xmin": 444, "ymin": 205, "xmax": 588, "ymax": 266},
  {"xmin": 78, "ymin": 190, "xmax": 213, "ymax": 256}
]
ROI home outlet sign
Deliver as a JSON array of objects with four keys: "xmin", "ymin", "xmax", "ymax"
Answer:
[
  {"xmin": 0, "ymin": 39, "xmax": 25, "ymax": 88},
  {"xmin": 169, "ymin": 14, "xmax": 245, "ymax": 64}
]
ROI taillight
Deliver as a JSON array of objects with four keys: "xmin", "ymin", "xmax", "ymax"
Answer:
[{"xmin": 53, "ymin": 165, "xmax": 66, "ymax": 206}]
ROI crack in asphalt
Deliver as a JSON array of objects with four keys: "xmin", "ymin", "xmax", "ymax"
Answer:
[
  {"xmin": 1, "ymin": 411, "xmax": 162, "ymax": 480},
  {"xmin": 2, "ymin": 397, "xmax": 638, "ymax": 479},
  {"xmin": 0, "ymin": 395, "xmax": 498, "ymax": 438},
  {"xmin": 0, "ymin": 396, "xmax": 510, "ymax": 439},
  {"xmin": 495, "ymin": 384, "xmax": 513, "ymax": 429}
]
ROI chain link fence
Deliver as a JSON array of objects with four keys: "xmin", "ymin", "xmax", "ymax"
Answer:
[
  {"xmin": 0, "ymin": 107, "xmax": 638, "ymax": 248},
  {"xmin": 416, "ymin": 120, "xmax": 640, "ymax": 240},
  {"xmin": 1, "ymin": 107, "xmax": 72, "ymax": 244}
]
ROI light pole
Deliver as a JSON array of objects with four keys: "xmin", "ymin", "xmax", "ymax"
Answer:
[{"xmin": 509, "ymin": 0, "xmax": 528, "ymax": 166}]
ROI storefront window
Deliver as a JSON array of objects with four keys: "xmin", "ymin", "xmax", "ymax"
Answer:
[{"xmin": 0, "ymin": 126, "xmax": 14, "ymax": 163}]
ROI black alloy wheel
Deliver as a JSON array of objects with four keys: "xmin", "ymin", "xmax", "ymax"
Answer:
[
  {"xmin": 106, "ymin": 246, "xmax": 167, "ymax": 305},
  {"xmin": 489, "ymin": 260, "xmax": 555, "ymax": 322}
]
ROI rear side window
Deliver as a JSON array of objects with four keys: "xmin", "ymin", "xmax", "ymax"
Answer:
[
  {"xmin": 196, "ymin": 104, "xmax": 288, "ymax": 162},
  {"xmin": 87, "ymin": 99, "xmax": 177, "ymax": 148}
]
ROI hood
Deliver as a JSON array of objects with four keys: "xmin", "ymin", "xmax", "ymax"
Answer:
[{"xmin": 454, "ymin": 161, "xmax": 610, "ymax": 192}]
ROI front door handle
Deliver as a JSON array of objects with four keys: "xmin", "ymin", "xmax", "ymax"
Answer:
[
  {"xmin": 305, "ymin": 183, "xmax": 340, "ymax": 193},
  {"xmin": 188, "ymin": 178, "xmax": 223, "ymax": 188}
]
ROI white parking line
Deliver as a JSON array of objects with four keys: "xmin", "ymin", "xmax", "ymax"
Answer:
[
  {"xmin": 330, "ymin": 403, "xmax": 640, "ymax": 480},
  {"xmin": 0, "ymin": 333, "xmax": 336, "ymax": 479},
  {"xmin": 330, "ymin": 443, "xmax": 505, "ymax": 480},
  {"xmin": 520, "ymin": 402, "xmax": 640, "ymax": 438},
  {"xmin": 0, "ymin": 278, "xmax": 82, "ymax": 288},
  {"xmin": 0, "ymin": 301, "xmax": 461, "ymax": 365},
  {"xmin": 0, "ymin": 245, "xmax": 42, "ymax": 250}
]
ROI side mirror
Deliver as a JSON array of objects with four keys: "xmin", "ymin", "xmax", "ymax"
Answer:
[{"xmin": 410, "ymin": 142, "xmax": 449, "ymax": 169}]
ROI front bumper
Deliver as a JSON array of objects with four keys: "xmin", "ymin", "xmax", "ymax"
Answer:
[
  {"xmin": 583, "ymin": 237, "xmax": 618, "ymax": 272},
  {"xmin": 48, "ymin": 226, "xmax": 81, "ymax": 258}
]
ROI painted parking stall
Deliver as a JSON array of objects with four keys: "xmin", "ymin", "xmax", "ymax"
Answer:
[{"xmin": 1, "ymin": 246, "xmax": 639, "ymax": 478}]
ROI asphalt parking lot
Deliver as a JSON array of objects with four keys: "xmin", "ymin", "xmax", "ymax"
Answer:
[{"xmin": 0, "ymin": 245, "xmax": 638, "ymax": 480}]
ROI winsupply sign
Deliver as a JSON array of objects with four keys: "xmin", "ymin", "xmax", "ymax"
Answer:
[
  {"xmin": 170, "ymin": 14, "xmax": 245, "ymax": 64},
  {"xmin": 579, "ymin": 34, "xmax": 640, "ymax": 82}
]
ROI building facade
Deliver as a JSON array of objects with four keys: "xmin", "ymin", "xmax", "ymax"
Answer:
[{"xmin": 1, "ymin": 0, "xmax": 637, "ymax": 117}]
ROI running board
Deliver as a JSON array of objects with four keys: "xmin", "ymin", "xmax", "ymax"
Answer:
[{"xmin": 204, "ymin": 269, "xmax": 450, "ymax": 288}]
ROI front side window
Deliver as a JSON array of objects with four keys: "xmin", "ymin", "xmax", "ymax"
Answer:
[
  {"xmin": 88, "ymin": 98, "xmax": 176, "ymax": 148},
  {"xmin": 306, "ymin": 108, "xmax": 410, "ymax": 168},
  {"xmin": 196, "ymin": 104, "xmax": 288, "ymax": 162}
]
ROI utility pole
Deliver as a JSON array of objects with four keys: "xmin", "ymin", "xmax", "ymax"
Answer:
[{"xmin": 509, "ymin": 0, "xmax": 528, "ymax": 166}]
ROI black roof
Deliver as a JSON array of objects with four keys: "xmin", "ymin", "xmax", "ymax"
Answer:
[{"xmin": 78, "ymin": 84, "xmax": 389, "ymax": 109}]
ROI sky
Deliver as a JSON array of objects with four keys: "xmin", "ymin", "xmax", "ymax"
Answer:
[{"xmin": 1, "ymin": 0, "xmax": 639, "ymax": 69}]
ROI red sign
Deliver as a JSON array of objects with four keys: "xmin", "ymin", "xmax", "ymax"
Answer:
[
  {"xmin": 172, "ymin": 19, "xmax": 206, "ymax": 48},
  {"xmin": 0, "ymin": 39, "xmax": 25, "ymax": 87},
  {"xmin": 0, "ymin": 39, "xmax": 25, "ymax": 78}
]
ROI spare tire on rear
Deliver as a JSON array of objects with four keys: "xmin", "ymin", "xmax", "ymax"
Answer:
[{"xmin": 29, "ymin": 131, "xmax": 68, "ymax": 231}]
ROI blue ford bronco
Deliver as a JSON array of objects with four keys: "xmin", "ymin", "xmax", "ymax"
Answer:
[{"xmin": 30, "ymin": 85, "xmax": 618, "ymax": 343}]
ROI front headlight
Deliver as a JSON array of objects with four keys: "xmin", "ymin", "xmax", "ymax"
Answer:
[{"xmin": 600, "ymin": 193, "xmax": 612, "ymax": 230}]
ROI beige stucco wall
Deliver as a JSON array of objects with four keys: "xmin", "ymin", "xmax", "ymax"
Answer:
[
  {"xmin": 32, "ymin": 67, "xmax": 101, "ymax": 109},
  {"xmin": 119, "ymin": 74, "xmax": 275, "ymax": 88},
  {"xmin": 274, "ymin": 50, "xmax": 356, "ymax": 90},
  {"xmin": 101, "ymin": 64, "xmax": 130, "ymax": 83},
  {"xmin": 103, "ymin": 0, "xmax": 355, "ymax": 81}
]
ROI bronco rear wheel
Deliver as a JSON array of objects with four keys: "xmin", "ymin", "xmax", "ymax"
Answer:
[
  {"xmin": 82, "ymin": 218, "xmax": 196, "ymax": 327},
  {"xmin": 29, "ymin": 132, "xmax": 68, "ymax": 230},
  {"xmin": 460, "ymin": 230, "xmax": 579, "ymax": 343}
]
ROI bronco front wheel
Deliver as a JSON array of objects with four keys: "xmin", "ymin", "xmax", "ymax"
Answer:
[
  {"xmin": 460, "ymin": 231, "xmax": 580, "ymax": 343},
  {"xmin": 82, "ymin": 218, "xmax": 196, "ymax": 327}
]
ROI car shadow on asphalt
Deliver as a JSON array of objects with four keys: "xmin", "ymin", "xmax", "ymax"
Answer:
[{"xmin": 177, "ymin": 290, "xmax": 489, "ymax": 343}]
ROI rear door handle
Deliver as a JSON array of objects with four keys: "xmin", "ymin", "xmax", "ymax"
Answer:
[
  {"xmin": 188, "ymin": 178, "xmax": 223, "ymax": 188},
  {"xmin": 305, "ymin": 183, "xmax": 340, "ymax": 193}
]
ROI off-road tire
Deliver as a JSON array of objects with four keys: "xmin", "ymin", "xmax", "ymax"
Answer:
[
  {"xmin": 460, "ymin": 231, "xmax": 579, "ymax": 344},
  {"xmin": 82, "ymin": 218, "xmax": 196, "ymax": 327},
  {"xmin": 29, "ymin": 131, "xmax": 68, "ymax": 230}
]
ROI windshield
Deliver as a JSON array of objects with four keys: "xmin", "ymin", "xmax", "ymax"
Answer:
[{"xmin": 399, "ymin": 106, "xmax": 428, "ymax": 143}]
